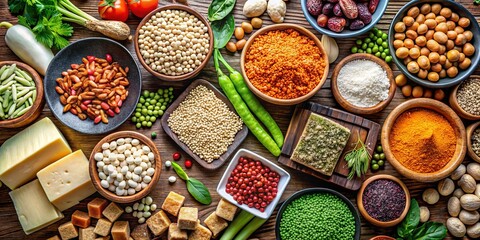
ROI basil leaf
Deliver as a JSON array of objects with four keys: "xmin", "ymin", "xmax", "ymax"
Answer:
[
  {"xmin": 397, "ymin": 199, "xmax": 420, "ymax": 238},
  {"xmin": 187, "ymin": 178, "xmax": 212, "ymax": 205},
  {"xmin": 412, "ymin": 222, "xmax": 447, "ymax": 240},
  {"xmin": 208, "ymin": 0, "xmax": 236, "ymax": 21},
  {"xmin": 171, "ymin": 162, "xmax": 189, "ymax": 181},
  {"xmin": 212, "ymin": 13, "xmax": 235, "ymax": 49}
]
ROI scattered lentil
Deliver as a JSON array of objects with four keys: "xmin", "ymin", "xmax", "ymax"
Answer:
[
  {"xmin": 279, "ymin": 193, "xmax": 356, "ymax": 239},
  {"xmin": 138, "ymin": 9, "xmax": 210, "ymax": 76},
  {"xmin": 244, "ymin": 29, "xmax": 326, "ymax": 99},
  {"xmin": 167, "ymin": 85, "xmax": 243, "ymax": 162},
  {"xmin": 472, "ymin": 128, "xmax": 480, "ymax": 157},
  {"xmin": 457, "ymin": 78, "xmax": 480, "ymax": 116},
  {"xmin": 362, "ymin": 179, "xmax": 406, "ymax": 222}
]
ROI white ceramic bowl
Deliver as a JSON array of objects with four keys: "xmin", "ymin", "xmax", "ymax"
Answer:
[{"xmin": 217, "ymin": 149, "xmax": 291, "ymax": 219}]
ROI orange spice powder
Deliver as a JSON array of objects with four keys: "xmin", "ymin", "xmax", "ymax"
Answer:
[
  {"xmin": 389, "ymin": 108, "xmax": 456, "ymax": 173},
  {"xmin": 244, "ymin": 29, "xmax": 326, "ymax": 99}
]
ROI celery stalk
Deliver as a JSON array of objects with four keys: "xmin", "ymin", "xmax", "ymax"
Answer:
[
  {"xmin": 219, "ymin": 210, "xmax": 255, "ymax": 240},
  {"xmin": 233, "ymin": 217, "xmax": 268, "ymax": 240}
]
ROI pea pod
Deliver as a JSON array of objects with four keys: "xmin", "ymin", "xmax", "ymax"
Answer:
[{"xmin": 217, "ymin": 51, "xmax": 284, "ymax": 148}]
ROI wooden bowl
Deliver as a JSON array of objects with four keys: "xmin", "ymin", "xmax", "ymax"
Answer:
[
  {"xmin": 0, "ymin": 61, "xmax": 44, "ymax": 128},
  {"xmin": 357, "ymin": 174, "xmax": 410, "ymax": 228},
  {"xmin": 331, "ymin": 54, "xmax": 396, "ymax": 115},
  {"xmin": 240, "ymin": 23, "xmax": 329, "ymax": 106},
  {"xmin": 369, "ymin": 236, "xmax": 396, "ymax": 240},
  {"xmin": 381, "ymin": 98, "xmax": 467, "ymax": 182},
  {"xmin": 134, "ymin": 4, "xmax": 214, "ymax": 81},
  {"xmin": 89, "ymin": 131, "xmax": 162, "ymax": 203},
  {"xmin": 466, "ymin": 121, "xmax": 480, "ymax": 163},
  {"xmin": 449, "ymin": 78, "xmax": 480, "ymax": 121}
]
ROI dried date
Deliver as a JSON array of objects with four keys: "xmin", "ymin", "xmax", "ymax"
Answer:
[
  {"xmin": 327, "ymin": 17, "xmax": 347, "ymax": 32},
  {"xmin": 357, "ymin": 3, "xmax": 372, "ymax": 24},
  {"xmin": 322, "ymin": 3, "xmax": 334, "ymax": 15},
  {"xmin": 369, "ymin": 0, "xmax": 379, "ymax": 14},
  {"xmin": 333, "ymin": 4, "xmax": 343, "ymax": 17},
  {"xmin": 350, "ymin": 19, "xmax": 365, "ymax": 30},
  {"xmin": 339, "ymin": 0, "xmax": 358, "ymax": 19},
  {"xmin": 307, "ymin": 0, "xmax": 323, "ymax": 16},
  {"xmin": 317, "ymin": 14, "xmax": 329, "ymax": 27}
]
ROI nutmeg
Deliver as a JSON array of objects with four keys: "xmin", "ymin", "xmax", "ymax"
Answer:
[
  {"xmin": 459, "ymin": 210, "xmax": 480, "ymax": 225},
  {"xmin": 447, "ymin": 217, "xmax": 466, "ymax": 238},
  {"xmin": 419, "ymin": 206, "xmax": 430, "ymax": 223},
  {"xmin": 451, "ymin": 164, "xmax": 466, "ymax": 180},
  {"xmin": 423, "ymin": 188, "xmax": 440, "ymax": 205},
  {"xmin": 467, "ymin": 222, "xmax": 480, "ymax": 238},
  {"xmin": 459, "ymin": 174, "xmax": 477, "ymax": 194},
  {"xmin": 467, "ymin": 163, "xmax": 480, "ymax": 180},
  {"xmin": 454, "ymin": 188, "xmax": 465, "ymax": 199},
  {"xmin": 460, "ymin": 194, "xmax": 480, "ymax": 211},
  {"xmin": 449, "ymin": 196, "xmax": 461, "ymax": 217},
  {"xmin": 438, "ymin": 178, "xmax": 455, "ymax": 196},
  {"xmin": 475, "ymin": 184, "xmax": 480, "ymax": 199}
]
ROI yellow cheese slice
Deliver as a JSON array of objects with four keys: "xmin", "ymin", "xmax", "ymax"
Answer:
[
  {"xmin": 0, "ymin": 117, "xmax": 72, "ymax": 189},
  {"xmin": 37, "ymin": 150, "xmax": 96, "ymax": 211},
  {"xmin": 9, "ymin": 179, "xmax": 64, "ymax": 235}
]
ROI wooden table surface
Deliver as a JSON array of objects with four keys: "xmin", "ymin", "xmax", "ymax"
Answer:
[{"xmin": 1, "ymin": 0, "xmax": 479, "ymax": 239}]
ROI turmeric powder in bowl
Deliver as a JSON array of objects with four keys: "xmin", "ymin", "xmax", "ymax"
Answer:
[
  {"xmin": 389, "ymin": 108, "xmax": 456, "ymax": 173},
  {"xmin": 244, "ymin": 29, "xmax": 327, "ymax": 99}
]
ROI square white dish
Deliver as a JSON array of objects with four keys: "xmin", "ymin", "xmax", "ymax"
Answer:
[{"xmin": 217, "ymin": 148, "xmax": 291, "ymax": 219}]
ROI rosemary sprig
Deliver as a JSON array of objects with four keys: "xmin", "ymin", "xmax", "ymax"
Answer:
[{"xmin": 345, "ymin": 132, "xmax": 371, "ymax": 180}]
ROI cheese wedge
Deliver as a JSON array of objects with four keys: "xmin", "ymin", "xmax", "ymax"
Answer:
[
  {"xmin": 37, "ymin": 150, "xmax": 96, "ymax": 211},
  {"xmin": 9, "ymin": 179, "xmax": 64, "ymax": 235},
  {"xmin": 0, "ymin": 117, "xmax": 72, "ymax": 189}
]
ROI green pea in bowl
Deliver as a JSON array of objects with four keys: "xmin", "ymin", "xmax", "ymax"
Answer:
[{"xmin": 275, "ymin": 188, "xmax": 361, "ymax": 240}]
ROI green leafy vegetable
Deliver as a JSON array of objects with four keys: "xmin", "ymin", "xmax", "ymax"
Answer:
[
  {"xmin": 396, "ymin": 199, "xmax": 446, "ymax": 240},
  {"xmin": 208, "ymin": 0, "xmax": 236, "ymax": 21},
  {"xmin": 211, "ymin": 13, "xmax": 235, "ymax": 49},
  {"xmin": 397, "ymin": 198, "xmax": 420, "ymax": 238},
  {"xmin": 411, "ymin": 222, "xmax": 447, "ymax": 240},
  {"xmin": 475, "ymin": 0, "xmax": 480, "ymax": 5},
  {"xmin": 171, "ymin": 162, "xmax": 212, "ymax": 205},
  {"xmin": 345, "ymin": 132, "xmax": 370, "ymax": 179},
  {"xmin": 186, "ymin": 178, "xmax": 212, "ymax": 205}
]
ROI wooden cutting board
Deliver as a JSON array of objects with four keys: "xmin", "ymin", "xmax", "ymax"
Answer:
[{"xmin": 278, "ymin": 101, "xmax": 381, "ymax": 191}]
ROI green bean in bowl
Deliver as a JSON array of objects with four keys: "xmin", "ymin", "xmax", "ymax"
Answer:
[{"xmin": 0, "ymin": 64, "xmax": 37, "ymax": 120}]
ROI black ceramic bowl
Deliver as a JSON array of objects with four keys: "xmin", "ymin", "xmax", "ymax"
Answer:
[
  {"xmin": 388, "ymin": 0, "xmax": 480, "ymax": 88},
  {"xmin": 275, "ymin": 188, "xmax": 361, "ymax": 240},
  {"xmin": 44, "ymin": 38, "xmax": 142, "ymax": 134}
]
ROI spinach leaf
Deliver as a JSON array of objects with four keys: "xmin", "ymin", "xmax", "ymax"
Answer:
[
  {"xmin": 208, "ymin": 0, "xmax": 236, "ymax": 21},
  {"xmin": 171, "ymin": 162, "xmax": 189, "ymax": 181},
  {"xmin": 186, "ymin": 178, "xmax": 212, "ymax": 205},
  {"xmin": 397, "ymin": 199, "xmax": 420, "ymax": 238},
  {"xmin": 412, "ymin": 222, "xmax": 447, "ymax": 240},
  {"xmin": 211, "ymin": 13, "xmax": 235, "ymax": 49}
]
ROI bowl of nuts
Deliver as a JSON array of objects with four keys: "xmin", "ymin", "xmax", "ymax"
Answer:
[
  {"xmin": 388, "ymin": 0, "xmax": 480, "ymax": 88},
  {"xmin": 44, "ymin": 37, "xmax": 142, "ymax": 134},
  {"xmin": 134, "ymin": 4, "xmax": 214, "ymax": 81},
  {"xmin": 89, "ymin": 131, "xmax": 162, "ymax": 203},
  {"xmin": 301, "ymin": 0, "xmax": 389, "ymax": 38}
]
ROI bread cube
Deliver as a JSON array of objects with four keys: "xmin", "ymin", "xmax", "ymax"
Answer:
[
  {"xmin": 215, "ymin": 198, "xmax": 237, "ymax": 221},
  {"xmin": 94, "ymin": 218, "xmax": 112, "ymax": 237},
  {"xmin": 111, "ymin": 221, "xmax": 130, "ymax": 240},
  {"xmin": 188, "ymin": 223, "xmax": 212, "ymax": 240},
  {"xmin": 204, "ymin": 212, "xmax": 228, "ymax": 237},
  {"xmin": 72, "ymin": 210, "xmax": 91, "ymax": 228},
  {"xmin": 131, "ymin": 223, "xmax": 151, "ymax": 240},
  {"xmin": 162, "ymin": 191, "xmax": 185, "ymax": 216},
  {"xmin": 58, "ymin": 222, "xmax": 78, "ymax": 240},
  {"xmin": 178, "ymin": 207, "xmax": 198, "ymax": 230},
  {"xmin": 168, "ymin": 223, "xmax": 188, "ymax": 240},
  {"xmin": 88, "ymin": 198, "xmax": 109, "ymax": 218},
  {"xmin": 146, "ymin": 210, "xmax": 171, "ymax": 236},
  {"xmin": 79, "ymin": 226, "xmax": 96, "ymax": 240},
  {"xmin": 102, "ymin": 202, "xmax": 124, "ymax": 222},
  {"xmin": 47, "ymin": 236, "xmax": 61, "ymax": 240}
]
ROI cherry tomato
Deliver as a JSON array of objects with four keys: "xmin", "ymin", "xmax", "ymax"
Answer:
[
  {"xmin": 172, "ymin": 152, "xmax": 181, "ymax": 161},
  {"xmin": 98, "ymin": 0, "xmax": 129, "ymax": 22},
  {"xmin": 185, "ymin": 159, "xmax": 192, "ymax": 169},
  {"xmin": 128, "ymin": 0, "xmax": 159, "ymax": 18}
]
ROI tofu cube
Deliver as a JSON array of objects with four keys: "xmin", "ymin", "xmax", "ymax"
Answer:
[
  {"xmin": 178, "ymin": 207, "xmax": 198, "ymax": 230},
  {"xmin": 131, "ymin": 223, "xmax": 151, "ymax": 240},
  {"xmin": 215, "ymin": 199, "xmax": 237, "ymax": 221},
  {"xmin": 79, "ymin": 226, "xmax": 96, "ymax": 240},
  {"xmin": 72, "ymin": 210, "xmax": 91, "ymax": 228},
  {"xmin": 58, "ymin": 222, "xmax": 78, "ymax": 240},
  {"xmin": 102, "ymin": 202, "xmax": 124, "ymax": 222},
  {"xmin": 111, "ymin": 221, "xmax": 130, "ymax": 240},
  {"xmin": 94, "ymin": 218, "xmax": 112, "ymax": 237},
  {"xmin": 88, "ymin": 198, "xmax": 109, "ymax": 219},
  {"xmin": 204, "ymin": 212, "xmax": 228, "ymax": 238},
  {"xmin": 47, "ymin": 236, "xmax": 61, "ymax": 240},
  {"xmin": 146, "ymin": 210, "xmax": 171, "ymax": 236},
  {"xmin": 188, "ymin": 223, "xmax": 212, "ymax": 240},
  {"xmin": 168, "ymin": 223, "xmax": 188, "ymax": 240},
  {"xmin": 162, "ymin": 191, "xmax": 185, "ymax": 216}
]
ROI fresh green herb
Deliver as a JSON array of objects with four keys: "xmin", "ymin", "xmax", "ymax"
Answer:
[
  {"xmin": 208, "ymin": 0, "xmax": 236, "ymax": 22},
  {"xmin": 397, "ymin": 199, "xmax": 447, "ymax": 240},
  {"xmin": 345, "ymin": 132, "xmax": 370, "ymax": 179},
  {"xmin": 211, "ymin": 13, "xmax": 235, "ymax": 49},
  {"xmin": 475, "ymin": 0, "xmax": 480, "ymax": 4},
  {"xmin": 171, "ymin": 162, "xmax": 212, "ymax": 205}
]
